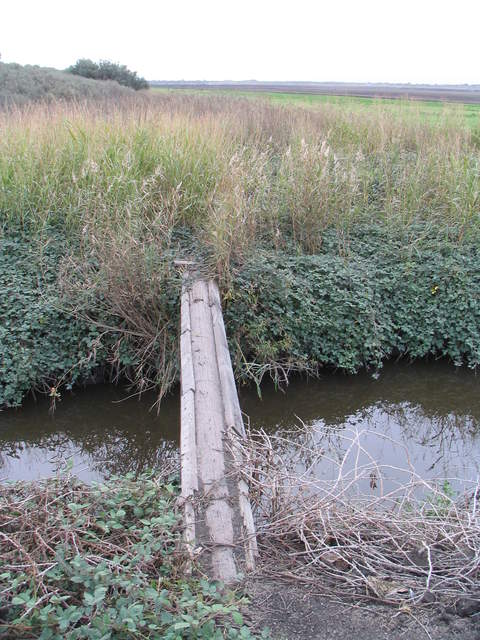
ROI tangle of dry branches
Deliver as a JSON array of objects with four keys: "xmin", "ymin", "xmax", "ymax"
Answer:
[{"xmin": 227, "ymin": 423, "xmax": 480, "ymax": 611}]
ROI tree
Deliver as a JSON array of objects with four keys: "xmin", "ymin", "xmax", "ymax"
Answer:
[{"xmin": 66, "ymin": 59, "xmax": 149, "ymax": 90}]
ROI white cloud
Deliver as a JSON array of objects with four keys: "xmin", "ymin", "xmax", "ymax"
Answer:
[{"xmin": 1, "ymin": 0, "xmax": 478, "ymax": 84}]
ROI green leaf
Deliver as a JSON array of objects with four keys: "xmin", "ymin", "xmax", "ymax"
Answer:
[{"xmin": 232, "ymin": 611, "xmax": 244, "ymax": 626}]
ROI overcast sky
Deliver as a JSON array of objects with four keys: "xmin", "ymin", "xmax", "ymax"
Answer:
[{"xmin": 1, "ymin": 0, "xmax": 478, "ymax": 84}]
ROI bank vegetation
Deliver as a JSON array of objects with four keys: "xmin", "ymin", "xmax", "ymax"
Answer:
[{"xmin": 1, "ymin": 93, "xmax": 480, "ymax": 406}]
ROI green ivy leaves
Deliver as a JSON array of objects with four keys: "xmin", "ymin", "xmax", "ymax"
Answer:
[
  {"xmin": 226, "ymin": 226, "xmax": 480, "ymax": 378},
  {"xmin": 0, "ymin": 234, "xmax": 106, "ymax": 407},
  {"xmin": 0, "ymin": 472, "xmax": 263, "ymax": 639}
]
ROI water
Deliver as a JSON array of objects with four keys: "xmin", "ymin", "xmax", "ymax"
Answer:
[
  {"xmin": 0, "ymin": 386, "xmax": 179, "ymax": 482},
  {"xmin": 1, "ymin": 361, "xmax": 479, "ymax": 485}
]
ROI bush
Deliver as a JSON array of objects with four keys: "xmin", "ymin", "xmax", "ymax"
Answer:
[
  {"xmin": 0, "ymin": 234, "xmax": 110, "ymax": 407},
  {"xmin": 226, "ymin": 226, "xmax": 480, "ymax": 384},
  {"xmin": 3, "ymin": 226, "xmax": 480, "ymax": 409},
  {"xmin": 67, "ymin": 59, "xmax": 149, "ymax": 90}
]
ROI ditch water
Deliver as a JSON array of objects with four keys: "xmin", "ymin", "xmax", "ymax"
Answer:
[{"xmin": 1, "ymin": 361, "xmax": 480, "ymax": 489}]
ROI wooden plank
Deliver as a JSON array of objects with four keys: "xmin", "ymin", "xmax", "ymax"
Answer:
[
  {"xmin": 208, "ymin": 281, "xmax": 245, "ymax": 437},
  {"xmin": 180, "ymin": 287, "xmax": 192, "ymax": 337},
  {"xmin": 180, "ymin": 314, "xmax": 195, "ymax": 396},
  {"xmin": 189, "ymin": 280, "xmax": 238, "ymax": 583},
  {"xmin": 180, "ymin": 286, "xmax": 197, "ymax": 491},
  {"xmin": 180, "ymin": 282, "xmax": 198, "ymax": 562},
  {"xmin": 180, "ymin": 388, "xmax": 198, "ymax": 495},
  {"xmin": 179, "ymin": 275, "xmax": 258, "ymax": 582},
  {"xmin": 208, "ymin": 281, "xmax": 258, "ymax": 569}
]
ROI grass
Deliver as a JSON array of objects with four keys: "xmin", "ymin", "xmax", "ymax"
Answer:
[
  {"xmin": 0, "ymin": 61, "xmax": 135, "ymax": 107},
  {"xmin": 151, "ymin": 86, "xmax": 480, "ymax": 127},
  {"xmin": 2, "ymin": 92, "xmax": 480, "ymax": 244},
  {"xmin": 1, "ymin": 91, "xmax": 480, "ymax": 405}
]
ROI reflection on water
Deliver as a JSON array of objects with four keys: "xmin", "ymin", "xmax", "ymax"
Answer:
[
  {"xmin": 0, "ymin": 361, "xmax": 479, "ymax": 483},
  {"xmin": 0, "ymin": 385, "xmax": 179, "ymax": 482},
  {"xmin": 239, "ymin": 361, "xmax": 480, "ymax": 487}
]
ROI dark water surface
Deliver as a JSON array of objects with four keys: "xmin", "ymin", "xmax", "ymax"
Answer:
[{"xmin": 1, "ymin": 361, "xmax": 479, "ymax": 484}]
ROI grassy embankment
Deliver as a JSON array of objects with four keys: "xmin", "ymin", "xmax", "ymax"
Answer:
[
  {"xmin": 0, "ymin": 61, "xmax": 135, "ymax": 107},
  {"xmin": 1, "ymin": 92, "xmax": 480, "ymax": 408}
]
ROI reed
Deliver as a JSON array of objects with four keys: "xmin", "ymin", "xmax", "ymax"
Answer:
[
  {"xmin": 1, "ymin": 92, "xmax": 479, "ymax": 257},
  {"xmin": 2, "ymin": 93, "xmax": 480, "ymax": 406}
]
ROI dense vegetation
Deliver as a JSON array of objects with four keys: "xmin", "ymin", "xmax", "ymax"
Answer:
[
  {"xmin": 0, "ymin": 236, "xmax": 108, "ymax": 407},
  {"xmin": 67, "ymin": 59, "xmax": 149, "ymax": 91},
  {"xmin": 1, "ymin": 93, "xmax": 480, "ymax": 406},
  {"xmin": 0, "ymin": 472, "xmax": 262, "ymax": 639},
  {"xmin": 153, "ymin": 86, "xmax": 480, "ymax": 128},
  {"xmin": 0, "ymin": 62, "xmax": 134, "ymax": 107}
]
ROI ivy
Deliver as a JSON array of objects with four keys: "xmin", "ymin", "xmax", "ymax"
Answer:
[
  {"xmin": 226, "ymin": 226, "xmax": 480, "ymax": 378},
  {"xmin": 2, "ymin": 224, "xmax": 480, "ymax": 407},
  {"xmin": 0, "ymin": 234, "xmax": 108, "ymax": 407}
]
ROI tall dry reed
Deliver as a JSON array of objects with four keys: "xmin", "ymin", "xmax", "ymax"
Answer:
[{"xmin": 1, "ymin": 92, "xmax": 479, "ymax": 261}]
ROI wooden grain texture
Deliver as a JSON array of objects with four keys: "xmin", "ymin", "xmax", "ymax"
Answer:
[
  {"xmin": 189, "ymin": 280, "xmax": 237, "ymax": 583},
  {"xmin": 208, "ymin": 280, "xmax": 258, "ymax": 569},
  {"xmin": 179, "ymin": 276, "xmax": 258, "ymax": 582},
  {"xmin": 180, "ymin": 289, "xmax": 195, "ymax": 396},
  {"xmin": 208, "ymin": 281, "xmax": 245, "ymax": 437},
  {"xmin": 180, "ymin": 388, "xmax": 197, "ymax": 495},
  {"xmin": 179, "ymin": 285, "xmax": 197, "ymax": 560}
]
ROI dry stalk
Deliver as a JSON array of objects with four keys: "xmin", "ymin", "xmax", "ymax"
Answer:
[
  {"xmin": 0, "ymin": 463, "xmax": 181, "ymax": 625},
  {"xmin": 227, "ymin": 423, "xmax": 480, "ymax": 610}
]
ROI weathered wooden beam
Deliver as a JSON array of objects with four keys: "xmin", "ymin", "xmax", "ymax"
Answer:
[
  {"xmin": 179, "ymin": 275, "xmax": 258, "ymax": 583},
  {"xmin": 189, "ymin": 280, "xmax": 238, "ymax": 583},
  {"xmin": 208, "ymin": 281, "xmax": 258, "ymax": 570},
  {"xmin": 180, "ymin": 283, "xmax": 197, "ymax": 561}
]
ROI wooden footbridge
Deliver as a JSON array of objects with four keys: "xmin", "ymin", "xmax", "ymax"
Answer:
[{"xmin": 178, "ymin": 271, "xmax": 258, "ymax": 583}]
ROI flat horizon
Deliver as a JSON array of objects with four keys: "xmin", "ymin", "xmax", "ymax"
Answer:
[{"xmin": 149, "ymin": 79, "xmax": 480, "ymax": 88}]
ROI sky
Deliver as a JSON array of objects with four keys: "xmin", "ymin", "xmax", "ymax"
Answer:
[{"xmin": 1, "ymin": 0, "xmax": 479, "ymax": 85}]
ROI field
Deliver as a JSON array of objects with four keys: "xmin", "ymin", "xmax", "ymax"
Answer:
[
  {"xmin": 151, "ymin": 88, "xmax": 480, "ymax": 129},
  {"xmin": 2, "ymin": 91, "xmax": 480, "ymax": 408},
  {"xmin": 151, "ymin": 81, "xmax": 480, "ymax": 127},
  {"xmin": 2, "ymin": 87, "xmax": 480, "ymax": 638},
  {"xmin": 151, "ymin": 81, "xmax": 480, "ymax": 101}
]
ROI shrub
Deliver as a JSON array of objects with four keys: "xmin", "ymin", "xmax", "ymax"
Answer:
[
  {"xmin": 0, "ymin": 234, "xmax": 110, "ymax": 407},
  {"xmin": 67, "ymin": 59, "xmax": 149, "ymax": 90},
  {"xmin": 226, "ymin": 227, "xmax": 480, "ymax": 384},
  {"xmin": 0, "ymin": 62, "xmax": 134, "ymax": 107}
]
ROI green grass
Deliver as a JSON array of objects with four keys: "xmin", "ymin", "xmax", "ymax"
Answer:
[
  {"xmin": 3, "ymin": 93, "xmax": 479, "ymax": 240},
  {"xmin": 151, "ymin": 86, "xmax": 480, "ymax": 127}
]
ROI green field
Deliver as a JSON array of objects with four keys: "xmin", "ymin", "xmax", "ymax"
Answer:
[{"xmin": 152, "ymin": 86, "xmax": 480, "ymax": 127}]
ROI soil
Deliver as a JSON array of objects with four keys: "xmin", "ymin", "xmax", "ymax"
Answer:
[{"xmin": 245, "ymin": 581, "xmax": 480, "ymax": 640}]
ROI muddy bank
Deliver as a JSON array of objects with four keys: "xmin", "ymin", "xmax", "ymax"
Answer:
[{"xmin": 246, "ymin": 581, "xmax": 480, "ymax": 640}]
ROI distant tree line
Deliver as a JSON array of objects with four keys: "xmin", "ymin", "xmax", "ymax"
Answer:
[{"xmin": 67, "ymin": 59, "xmax": 149, "ymax": 90}]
